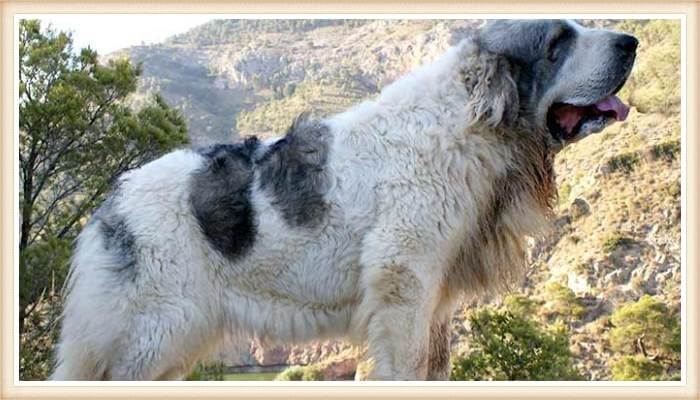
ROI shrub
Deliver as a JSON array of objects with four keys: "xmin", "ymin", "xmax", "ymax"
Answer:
[
  {"xmin": 605, "ymin": 152, "xmax": 640, "ymax": 174},
  {"xmin": 667, "ymin": 181, "xmax": 681, "ymax": 198},
  {"xmin": 275, "ymin": 366, "xmax": 305, "ymax": 381},
  {"xmin": 19, "ymin": 237, "xmax": 72, "ymax": 328},
  {"xmin": 649, "ymin": 140, "xmax": 680, "ymax": 162},
  {"xmin": 185, "ymin": 361, "xmax": 226, "ymax": 380},
  {"xmin": 275, "ymin": 365, "xmax": 324, "ymax": 381},
  {"xmin": 301, "ymin": 365, "xmax": 325, "ymax": 381},
  {"xmin": 602, "ymin": 233, "xmax": 635, "ymax": 253},
  {"xmin": 502, "ymin": 294, "xmax": 540, "ymax": 317},
  {"xmin": 611, "ymin": 355, "xmax": 666, "ymax": 381},
  {"xmin": 542, "ymin": 282, "xmax": 585, "ymax": 321},
  {"xmin": 450, "ymin": 308, "xmax": 582, "ymax": 381}
]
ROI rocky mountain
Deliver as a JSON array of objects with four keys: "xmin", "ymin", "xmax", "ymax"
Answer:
[
  {"xmin": 107, "ymin": 19, "xmax": 485, "ymax": 146},
  {"xmin": 109, "ymin": 19, "xmax": 681, "ymax": 380}
]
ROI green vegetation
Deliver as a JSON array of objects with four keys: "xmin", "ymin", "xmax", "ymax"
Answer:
[
  {"xmin": 236, "ymin": 80, "xmax": 367, "ymax": 136},
  {"xmin": 605, "ymin": 152, "xmax": 640, "ymax": 174},
  {"xmin": 502, "ymin": 293, "xmax": 540, "ymax": 317},
  {"xmin": 224, "ymin": 372, "xmax": 279, "ymax": 381},
  {"xmin": 558, "ymin": 182, "xmax": 572, "ymax": 206},
  {"xmin": 450, "ymin": 307, "xmax": 582, "ymax": 381},
  {"xmin": 602, "ymin": 233, "xmax": 636, "ymax": 252},
  {"xmin": 19, "ymin": 19, "xmax": 188, "ymax": 380},
  {"xmin": 611, "ymin": 355, "xmax": 667, "ymax": 381},
  {"xmin": 186, "ymin": 361, "xmax": 226, "ymax": 381},
  {"xmin": 615, "ymin": 20, "xmax": 680, "ymax": 115},
  {"xmin": 275, "ymin": 365, "xmax": 325, "ymax": 381},
  {"xmin": 649, "ymin": 140, "xmax": 680, "ymax": 162},
  {"xmin": 609, "ymin": 295, "xmax": 681, "ymax": 360},
  {"xmin": 542, "ymin": 282, "xmax": 585, "ymax": 321},
  {"xmin": 609, "ymin": 295, "xmax": 681, "ymax": 381}
]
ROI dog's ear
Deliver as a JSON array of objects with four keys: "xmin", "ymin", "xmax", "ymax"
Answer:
[
  {"xmin": 463, "ymin": 52, "xmax": 520, "ymax": 129},
  {"xmin": 479, "ymin": 19, "xmax": 558, "ymax": 63}
]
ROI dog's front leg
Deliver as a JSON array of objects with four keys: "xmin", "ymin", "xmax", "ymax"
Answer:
[{"xmin": 359, "ymin": 262, "xmax": 440, "ymax": 380}]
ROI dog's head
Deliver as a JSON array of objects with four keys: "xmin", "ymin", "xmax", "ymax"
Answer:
[{"xmin": 476, "ymin": 19, "xmax": 637, "ymax": 148}]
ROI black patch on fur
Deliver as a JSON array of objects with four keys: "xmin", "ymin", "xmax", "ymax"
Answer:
[
  {"xmin": 93, "ymin": 187, "xmax": 139, "ymax": 282},
  {"xmin": 257, "ymin": 115, "xmax": 332, "ymax": 228},
  {"xmin": 190, "ymin": 137, "xmax": 260, "ymax": 260},
  {"xmin": 188, "ymin": 115, "xmax": 331, "ymax": 260}
]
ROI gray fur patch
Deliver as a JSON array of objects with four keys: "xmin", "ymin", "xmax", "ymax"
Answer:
[
  {"xmin": 480, "ymin": 20, "xmax": 573, "ymax": 64},
  {"xmin": 479, "ymin": 20, "xmax": 577, "ymax": 117},
  {"xmin": 93, "ymin": 188, "xmax": 138, "ymax": 282},
  {"xmin": 190, "ymin": 137, "xmax": 259, "ymax": 261},
  {"xmin": 257, "ymin": 115, "xmax": 332, "ymax": 228}
]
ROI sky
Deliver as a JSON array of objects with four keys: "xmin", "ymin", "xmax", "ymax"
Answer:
[{"xmin": 33, "ymin": 15, "xmax": 216, "ymax": 55}]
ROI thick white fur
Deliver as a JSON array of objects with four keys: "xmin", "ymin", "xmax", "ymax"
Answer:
[{"xmin": 53, "ymin": 38, "xmax": 546, "ymax": 381}]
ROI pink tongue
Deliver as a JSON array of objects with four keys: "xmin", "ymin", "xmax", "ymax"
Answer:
[
  {"xmin": 553, "ymin": 95, "xmax": 631, "ymax": 136},
  {"xmin": 594, "ymin": 95, "xmax": 630, "ymax": 121}
]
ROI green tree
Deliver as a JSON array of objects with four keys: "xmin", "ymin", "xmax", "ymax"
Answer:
[
  {"xmin": 19, "ymin": 19, "xmax": 189, "ymax": 380},
  {"xmin": 609, "ymin": 295, "xmax": 680, "ymax": 361},
  {"xmin": 18, "ymin": 19, "xmax": 188, "ymax": 333},
  {"xmin": 609, "ymin": 295, "xmax": 681, "ymax": 380},
  {"xmin": 450, "ymin": 308, "xmax": 582, "ymax": 381},
  {"xmin": 611, "ymin": 355, "xmax": 667, "ymax": 381}
]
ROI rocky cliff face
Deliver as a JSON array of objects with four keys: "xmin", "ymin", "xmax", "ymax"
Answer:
[{"xmin": 111, "ymin": 19, "xmax": 681, "ymax": 379}]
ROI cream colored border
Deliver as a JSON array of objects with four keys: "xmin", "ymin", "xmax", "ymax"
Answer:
[{"xmin": 1, "ymin": 1, "xmax": 697, "ymax": 399}]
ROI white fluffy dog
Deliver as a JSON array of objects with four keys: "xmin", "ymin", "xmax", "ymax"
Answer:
[{"xmin": 52, "ymin": 20, "xmax": 637, "ymax": 380}]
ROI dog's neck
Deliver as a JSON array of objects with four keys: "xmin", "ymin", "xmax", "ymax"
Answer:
[{"xmin": 446, "ymin": 123, "xmax": 557, "ymax": 299}]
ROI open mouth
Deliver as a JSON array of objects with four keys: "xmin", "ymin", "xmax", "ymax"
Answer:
[{"xmin": 547, "ymin": 92, "xmax": 631, "ymax": 142}]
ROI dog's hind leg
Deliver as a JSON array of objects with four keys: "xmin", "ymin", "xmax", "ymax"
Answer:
[
  {"xmin": 51, "ymin": 339, "xmax": 111, "ymax": 380},
  {"xmin": 108, "ymin": 308, "xmax": 223, "ymax": 380}
]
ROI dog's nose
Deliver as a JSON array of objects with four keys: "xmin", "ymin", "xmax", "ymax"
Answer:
[{"xmin": 615, "ymin": 34, "xmax": 639, "ymax": 54}]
